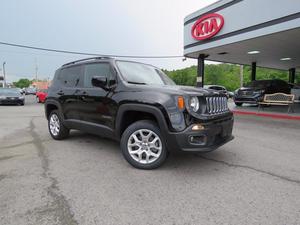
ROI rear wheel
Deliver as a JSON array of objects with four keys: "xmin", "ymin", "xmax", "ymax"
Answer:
[
  {"xmin": 120, "ymin": 120, "xmax": 167, "ymax": 169},
  {"xmin": 48, "ymin": 110, "xmax": 69, "ymax": 140},
  {"xmin": 235, "ymin": 102, "xmax": 243, "ymax": 106}
]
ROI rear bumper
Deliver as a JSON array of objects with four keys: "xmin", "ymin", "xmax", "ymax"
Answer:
[{"xmin": 165, "ymin": 115, "xmax": 234, "ymax": 152}]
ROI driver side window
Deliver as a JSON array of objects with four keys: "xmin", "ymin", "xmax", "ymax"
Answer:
[{"xmin": 84, "ymin": 63, "xmax": 112, "ymax": 88}]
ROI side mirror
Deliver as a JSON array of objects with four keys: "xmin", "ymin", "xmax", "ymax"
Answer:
[{"xmin": 92, "ymin": 76, "xmax": 108, "ymax": 90}]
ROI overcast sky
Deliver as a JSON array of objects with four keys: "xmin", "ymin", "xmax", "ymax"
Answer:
[{"xmin": 0, "ymin": 0, "xmax": 218, "ymax": 82}]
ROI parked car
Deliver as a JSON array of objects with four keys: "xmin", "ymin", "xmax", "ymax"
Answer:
[
  {"xmin": 36, "ymin": 89, "xmax": 48, "ymax": 103},
  {"xmin": 0, "ymin": 88, "xmax": 25, "ymax": 105},
  {"xmin": 290, "ymin": 83, "xmax": 300, "ymax": 102},
  {"xmin": 204, "ymin": 85, "xmax": 233, "ymax": 98},
  {"xmin": 25, "ymin": 87, "xmax": 37, "ymax": 95},
  {"xmin": 233, "ymin": 79, "xmax": 290, "ymax": 106},
  {"xmin": 45, "ymin": 57, "xmax": 234, "ymax": 169},
  {"xmin": 20, "ymin": 88, "xmax": 26, "ymax": 95}
]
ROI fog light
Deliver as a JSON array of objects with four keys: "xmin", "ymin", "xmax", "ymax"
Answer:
[
  {"xmin": 189, "ymin": 135, "xmax": 207, "ymax": 145},
  {"xmin": 192, "ymin": 124, "xmax": 204, "ymax": 131}
]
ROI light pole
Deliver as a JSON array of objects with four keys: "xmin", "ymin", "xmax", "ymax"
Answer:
[{"xmin": 2, "ymin": 62, "xmax": 6, "ymax": 88}]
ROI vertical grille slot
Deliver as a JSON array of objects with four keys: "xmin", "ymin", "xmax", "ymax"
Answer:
[{"xmin": 205, "ymin": 97, "xmax": 228, "ymax": 115}]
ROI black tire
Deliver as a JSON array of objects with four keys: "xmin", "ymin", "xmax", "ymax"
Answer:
[
  {"xmin": 235, "ymin": 102, "xmax": 243, "ymax": 106},
  {"xmin": 120, "ymin": 120, "xmax": 167, "ymax": 170},
  {"xmin": 48, "ymin": 110, "xmax": 69, "ymax": 140}
]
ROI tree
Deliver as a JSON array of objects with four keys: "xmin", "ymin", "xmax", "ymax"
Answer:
[
  {"xmin": 163, "ymin": 63, "xmax": 294, "ymax": 91},
  {"xmin": 13, "ymin": 78, "xmax": 31, "ymax": 88}
]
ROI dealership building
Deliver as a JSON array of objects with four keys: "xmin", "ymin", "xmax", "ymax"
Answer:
[{"xmin": 184, "ymin": 0, "xmax": 300, "ymax": 87}]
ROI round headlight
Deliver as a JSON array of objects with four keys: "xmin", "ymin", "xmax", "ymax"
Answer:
[{"xmin": 190, "ymin": 96, "xmax": 199, "ymax": 112}]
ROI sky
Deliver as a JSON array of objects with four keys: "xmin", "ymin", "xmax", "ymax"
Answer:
[{"xmin": 0, "ymin": 0, "xmax": 218, "ymax": 82}]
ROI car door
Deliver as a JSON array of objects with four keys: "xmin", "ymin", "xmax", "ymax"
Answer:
[
  {"xmin": 58, "ymin": 65, "xmax": 83, "ymax": 120},
  {"xmin": 78, "ymin": 62, "xmax": 117, "ymax": 129},
  {"xmin": 273, "ymin": 80, "xmax": 290, "ymax": 94}
]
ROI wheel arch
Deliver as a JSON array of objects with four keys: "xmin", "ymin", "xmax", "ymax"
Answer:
[
  {"xmin": 44, "ymin": 100, "xmax": 63, "ymax": 120},
  {"xmin": 115, "ymin": 104, "xmax": 169, "ymax": 139}
]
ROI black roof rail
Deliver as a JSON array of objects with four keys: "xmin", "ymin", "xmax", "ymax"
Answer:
[{"xmin": 62, "ymin": 57, "xmax": 113, "ymax": 67}]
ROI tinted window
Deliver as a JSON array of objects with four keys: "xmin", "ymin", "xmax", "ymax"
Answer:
[
  {"xmin": 59, "ymin": 66, "xmax": 82, "ymax": 87},
  {"xmin": 84, "ymin": 63, "xmax": 112, "ymax": 88},
  {"xmin": 249, "ymin": 80, "xmax": 272, "ymax": 88},
  {"xmin": 272, "ymin": 80, "xmax": 289, "ymax": 88}
]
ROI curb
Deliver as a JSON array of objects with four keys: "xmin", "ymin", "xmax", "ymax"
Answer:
[{"xmin": 232, "ymin": 110, "xmax": 300, "ymax": 121}]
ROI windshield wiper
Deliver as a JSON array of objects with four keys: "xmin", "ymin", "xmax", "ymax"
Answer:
[{"xmin": 127, "ymin": 81, "xmax": 146, "ymax": 85}]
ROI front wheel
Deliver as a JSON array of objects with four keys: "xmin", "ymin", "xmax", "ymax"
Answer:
[
  {"xmin": 48, "ymin": 110, "xmax": 69, "ymax": 140},
  {"xmin": 120, "ymin": 120, "xmax": 167, "ymax": 170}
]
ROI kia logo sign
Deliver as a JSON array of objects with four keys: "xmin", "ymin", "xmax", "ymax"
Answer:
[{"xmin": 191, "ymin": 13, "xmax": 224, "ymax": 40}]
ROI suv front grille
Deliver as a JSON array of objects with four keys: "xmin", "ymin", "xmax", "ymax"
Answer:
[
  {"xmin": 240, "ymin": 90, "xmax": 253, "ymax": 96},
  {"xmin": 205, "ymin": 97, "xmax": 228, "ymax": 114}
]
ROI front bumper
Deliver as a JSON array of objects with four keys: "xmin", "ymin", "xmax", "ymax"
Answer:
[
  {"xmin": 233, "ymin": 95, "xmax": 263, "ymax": 104},
  {"xmin": 0, "ymin": 98, "xmax": 24, "ymax": 105},
  {"xmin": 166, "ymin": 115, "xmax": 234, "ymax": 152}
]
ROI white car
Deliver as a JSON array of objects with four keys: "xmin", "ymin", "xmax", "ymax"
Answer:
[{"xmin": 204, "ymin": 85, "xmax": 233, "ymax": 98}]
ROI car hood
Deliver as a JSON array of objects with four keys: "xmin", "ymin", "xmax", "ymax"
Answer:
[
  {"xmin": 237, "ymin": 87, "xmax": 264, "ymax": 92},
  {"xmin": 127, "ymin": 84, "xmax": 223, "ymax": 96}
]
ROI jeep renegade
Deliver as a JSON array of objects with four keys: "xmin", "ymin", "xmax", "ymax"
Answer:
[{"xmin": 45, "ymin": 57, "xmax": 234, "ymax": 169}]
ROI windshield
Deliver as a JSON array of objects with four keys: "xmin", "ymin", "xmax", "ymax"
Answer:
[
  {"xmin": 210, "ymin": 86, "xmax": 225, "ymax": 91},
  {"xmin": 0, "ymin": 88, "xmax": 20, "ymax": 95},
  {"xmin": 116, "ymin": 61, "xmax": 175, "ymax": 86}
]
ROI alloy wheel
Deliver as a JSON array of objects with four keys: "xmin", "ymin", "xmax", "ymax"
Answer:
[
  {"xmin": 127, "ymin": 129, "xmax": 162, "ymax": 164},
  {"xmin": 49, "ymin": 114, "xmax": 60, "ymax": 136}
]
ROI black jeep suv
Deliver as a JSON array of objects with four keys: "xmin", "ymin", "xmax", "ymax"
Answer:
[{"xmin": 45, "ymin": 57, "xmax": 234, "ymax": 169}]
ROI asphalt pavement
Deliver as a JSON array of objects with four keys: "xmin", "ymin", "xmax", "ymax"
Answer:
[{"xmin": 0, "ymin": 96, "xmax": 300, "ymax": 225}]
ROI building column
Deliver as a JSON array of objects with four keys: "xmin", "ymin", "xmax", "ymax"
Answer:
[
  {"xmin": 251, "ymin": 62, "xmax": 256, "ymax": 81},
  {"xmin": 197, "ymin": 54, "xmax": 207, "ymax": 87},
  {"xmin": 289, "ymin": 68, "xmax": 295, "ymax": 83},
  {"xmin": 239, "ymin": 65, "xmax": 244, "ymax": 87}
]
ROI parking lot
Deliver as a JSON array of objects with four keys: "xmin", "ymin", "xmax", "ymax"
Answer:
[{"xmin": 0, "ymin": 95, "xmax": 300, "ymax": 225}]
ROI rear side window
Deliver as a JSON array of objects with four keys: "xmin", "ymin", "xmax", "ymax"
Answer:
[
  {"xmin": 84, "ymin": 63, "xmax": 112, "ymax": 88},
  {"xmin": 59, "ymin": 65, "xmax": 82, "ymax": 87},
  {"xmin": 250, "ymin": 80, "xmax": 271, "ymax": 88},
  {"xmin": 273, "ymin": 80, "xmax": 289, "ymax": 88}
]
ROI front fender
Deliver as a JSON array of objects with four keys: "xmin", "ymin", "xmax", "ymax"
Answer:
[{"xmin": 115, "ymin": 103, "xmax": 170, "ymax": 139}]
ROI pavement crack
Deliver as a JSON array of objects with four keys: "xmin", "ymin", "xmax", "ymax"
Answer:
[
  {"xmin": 29, "ymin": 118, "xmax": 78, "ymax": 225},
  {"xmin": 0, "ymin": 174, "xmax": 7, "ymax": 182},
  {"xmin": 0, "ymin": 155, "xmax": 20, "ymax": 162},
  {"xmin": 196, "ymin": 155, "xmax": 300, "ymax": 185},
  {"xmin": 0, "ymin": 141, "xmax": 35, "ymax": 151},
  {"xmin": 0, "ymin": 139, "xmax": 52, "ymax": 151}
]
